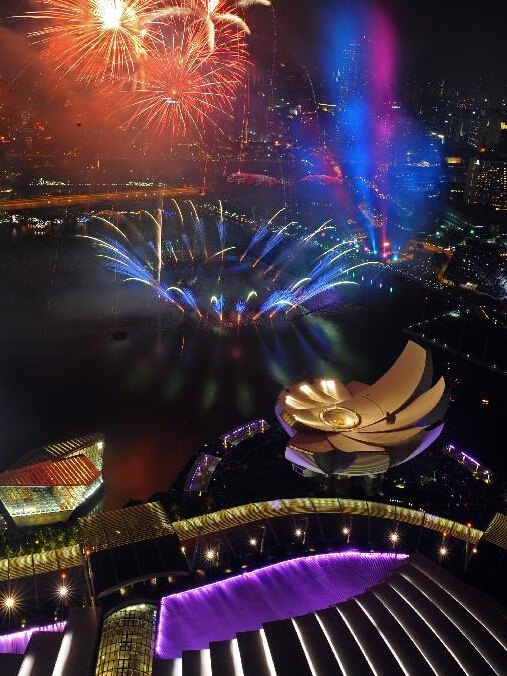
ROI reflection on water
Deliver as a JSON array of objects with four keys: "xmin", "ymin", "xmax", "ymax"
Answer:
[{"xmin": 0, "ymin": 233, "xmax": 418, "ymax": 507}]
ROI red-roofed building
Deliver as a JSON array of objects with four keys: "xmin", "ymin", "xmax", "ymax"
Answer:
[{"xmin": 0, "ymin": 434, "xmax": 104, "ymax": 527}]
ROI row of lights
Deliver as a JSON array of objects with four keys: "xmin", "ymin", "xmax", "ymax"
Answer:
[
  {"xmin": 2, "ymin": 573, "xmax": 70, "ymax": 613},
  {"xmin": 1, "ymin": 584, "xmax": 69, "ymax": 611},
  {"xmin": 199, "ymin": 532, "xmax": 468, "ymax": 570},
  {"xmin": 198, "ymin": 518, "xmax": 479, "ymax": 559}
]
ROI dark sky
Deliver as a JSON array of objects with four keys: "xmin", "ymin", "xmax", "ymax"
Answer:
[
  {"xmin": 1, "ymin": 0, "xmax": 506, "ymax": 87},
  {"xmin": 272, "ymin": 0, "xmax": 507, "ymax": 87}
]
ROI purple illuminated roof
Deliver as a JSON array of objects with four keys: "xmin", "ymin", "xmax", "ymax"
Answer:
[
  {"xmin": 0, "ymin": 621, "xmax": 66, "ymax": 655},
  {"xmin": 156, "ymin": 551, "xmax": 407, "ymax": 658}
]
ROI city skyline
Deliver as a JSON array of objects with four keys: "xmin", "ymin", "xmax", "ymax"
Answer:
[{"xmin": 0, "ymin": 2, "xmax": 506, "ymax": 673}]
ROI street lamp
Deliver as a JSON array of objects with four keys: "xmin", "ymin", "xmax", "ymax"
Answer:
[
  {"xmin": 3, "ymin": 595, "xmax": 16, "ymax": 611},
  {"xmin": 58, "ymin": 585, "xmax": 69, "ymax": 598}
]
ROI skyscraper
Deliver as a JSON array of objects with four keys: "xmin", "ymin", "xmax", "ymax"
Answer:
[
  {"xmin": 466, "ymin": 153, "xmax": 507, "ymax": 211},
  {"xmin": 334, "ymin": 38, "xmax": 370, "ymax": 113}
]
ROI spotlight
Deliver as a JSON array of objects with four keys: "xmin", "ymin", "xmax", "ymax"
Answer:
[
  {"xmin": 205, "ymin": 549, "xmax": 215, "ymax": 561},
  {"xmin": 3, "ymin": 595, "xmax": 16, "ymax": 610},
  {"xmin": 472, "ymin": 547, "xmax": 478, "ymax": 554},
  {"xmin": 342, "ymin": 527, "xmax": 350, "ymax": 536},
  {"xmin": 249, "ymin": 538, "xmax": 257, "ymax": 547},
  {"xmin": 439, "ymin": 546, "xmax": 448, "ymax": 557},
  {"xmin": 389, "ymin": 532, "xmax": 399, "ymax": 543},
  {"xmin": 295, "ymin": 528, "xmax": 302, "ymax": 537},
  {"xmin": 58, "ymin": 585, "xmax": 68, "ymax": 598}
]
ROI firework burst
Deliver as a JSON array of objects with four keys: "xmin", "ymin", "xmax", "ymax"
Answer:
[
  {"xmin": 147, "ymin": 0, "xmax": 270, "ymax": 52},
  {"xmin": 126, "ymin": 20, "xmax": 248, "ymax": 136},
  {"xmin": 23, "ymin": 0, "xmax": 160, "ymax": 83},
  {"xmin": 82, "ymin": 202, "xmax": 382, "ymax": 326}
]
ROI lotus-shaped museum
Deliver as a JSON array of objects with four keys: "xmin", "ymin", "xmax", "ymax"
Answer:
[{"xmin": 276, "ymin": 341, "xmax": 449, "ymax": 476}]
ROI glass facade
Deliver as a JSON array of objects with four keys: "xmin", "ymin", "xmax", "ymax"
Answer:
[
  {"xmin": 95, "ymin": 604, "xmax": 158, "ymax": 676},
  {"xmin": 0, "ymin": 434, "xmax": 104, "ymax": 526}
]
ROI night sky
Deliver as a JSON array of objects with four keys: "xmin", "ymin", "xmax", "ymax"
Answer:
[
  {"xmin": 273, "ymin": 0, "xmax": 507, "ymax": 86},
  {"xmin": 1, "ymin": 0, "xmax": 506, "ymax": 87}
]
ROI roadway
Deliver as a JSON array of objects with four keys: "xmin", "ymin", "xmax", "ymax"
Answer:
[{"xmin": 0, "ymin": 186, "xmax": 204, "ymax": 212}]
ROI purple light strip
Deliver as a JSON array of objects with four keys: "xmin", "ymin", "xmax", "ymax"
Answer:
[
  {"xmin": 221, "ymin": 419, "xmax": 267, "ymax": 442},
  {"xmin": 185, "ymin": 454, "xmax": 221, "ymax": 491},
  {"xmin": 460, "ymin": 451, "xmax": 480, "ymax": 467},
  {"xmin": 0, "ymin": 621, "xmax": 66, "ymax": 655},
  {"xmin": 446, "ymin": 445, "xmax": 489, "ymax": 472},
  {"xmin": 156, "ymin": 551, "xmax": 408, "ymax": 658}
]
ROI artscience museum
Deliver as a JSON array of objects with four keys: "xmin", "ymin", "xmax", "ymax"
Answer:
[{"xmin": 276, "ymin": 341, "xmax": 449, "ymax": 477}]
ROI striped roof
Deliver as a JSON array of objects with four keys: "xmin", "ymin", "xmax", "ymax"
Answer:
[
  {"xmin": 483, "ymin": 512, "xmax": 507, "ymax": 549},
  {"xmin": 8, "ymin": 432, "xmax": 104, "ymax": 469},
  {"xmin": 0, "ymin": 454, "xmax": 100, "ymax": 487},
  {"xmin": 154, "ymin": 553, "xmax": 507, "ymax": 675}
]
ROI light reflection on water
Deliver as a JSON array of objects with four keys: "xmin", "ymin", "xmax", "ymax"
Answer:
[{"xmin": 0, "ymin": 233, "xmax": 412, "ymax": 507}]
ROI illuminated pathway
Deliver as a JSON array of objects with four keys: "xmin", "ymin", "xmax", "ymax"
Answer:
[{"xmin": 0, "ymin": 186, "xmax": 203, "ymax": 211}]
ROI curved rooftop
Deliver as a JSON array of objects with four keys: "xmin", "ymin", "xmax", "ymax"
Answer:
[
  {"xmin": 156, "ymin": 551, "xmax": 407, "ymax": 658},
  {"xmin": 276, "ymin": 340, "xmax": 449, "ymax": 476}
]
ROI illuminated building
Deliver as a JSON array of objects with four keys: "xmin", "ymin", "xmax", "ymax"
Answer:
[
  {"xmin": 466, "ymin": 153, "xmax": 507, "ymax": 211},
  {"xmin": 442, "ymin": 444, "xmax": 492, "ymax": 483},
  {"xmin": 0, "ymin": 495, "xmax": 507, "ymax": 675},
  {"xmin": 0, "ymin": 433, "xmax": 104, "ymax": 527},
  {"xmin": 95, "ymin": 604, "xmax": 158, "ymax": 676},
  {"xmin": 334, "ymin": 39, "xmax": 370, "ymax": 113},
  {"xmin": 442, "ymin": 237, "xmax": 507, "ymax": 299},
  {"xmin": 276, "ymin": 341, "xmax": 448, "ymax": 477},
  {"xmin": 183, "ymin": 419, "xmax": 269, "ymax": 494}
]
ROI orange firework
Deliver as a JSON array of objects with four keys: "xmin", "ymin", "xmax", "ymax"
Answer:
[
  {"xmin": 126, "ymin": 20, "xmax": 248, "ymax": 137},
  {"xmin": 22, "ymin": 0, "xmax": 161, "ymax": 83}
]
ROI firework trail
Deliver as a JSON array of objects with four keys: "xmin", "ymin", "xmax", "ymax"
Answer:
[
  {"xmin": 172, "ymin": 199, "xmax": 185, "ymax": 228},
  {"xmin": 192, "ymin": 217, "xmax": 207, "ymax": 257},
  {"xmin": 267, "ymin": 222, "xmax": 336, "ymax": 281},
  {"xmin": 211, "ymin": 293, "xmax": 225, "ymax": 321},
  {"xmin": 254, "ymin": 289, "xmax": 295, "ymax": 319},
  {"xmin": 167, "ymin": 286, "xmax": 202, "ymax": 316},
  {"xmin": 186, "ymin": 200, "xmax": 207, "ymax": 257},
  {"xmin": 252, "ymin": 223, "xmax": 294, "ymax": 267},
  {"xmin": 289, "ymin": 280, "xmax": 358, "ymax": 312},
  {"xmin": 287, "ymin": 262, "xmax": 383, "ymax": 313},
  {"xmin": 80, "ymin": 234, "xmax": 185, "ymax": 310},
  {"xmin": 216, "ymin": 215, "xmax": 227, "ymax": 254},
  {"xmin": 241, "ymin": 206, "xmax": 286, "ymax": 263},
  {"xmin": 208, "ymin": 246, "xmax": 235, "ymax": 260},
  {"xmin": 235, "ymin": 298, "xmax": 247, "ymax": 322},
  {"xmin": 146, "ymin": 0, "xmax": 270, "ymax": 52},
  {"xmin": 239, "ymin": 221, "xmax": 268, "ymax": 261},
  {"xmin": 182, "ymin": 233, "xmax": 194, "ymax": 260},
  {"xmin": 165, "ymin": 240, "xmax": 178, "ymax": 263},
  {"xmin": 82, "ymin": 205, "xmax": 378, "ymax": 324},
  {"xmin": 307, "ymin": 243, "xmax": 356, "ymax": 280},
  {"xmin": 88, "ymin": 214, "xmax": 130, "ymax": 243}
]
